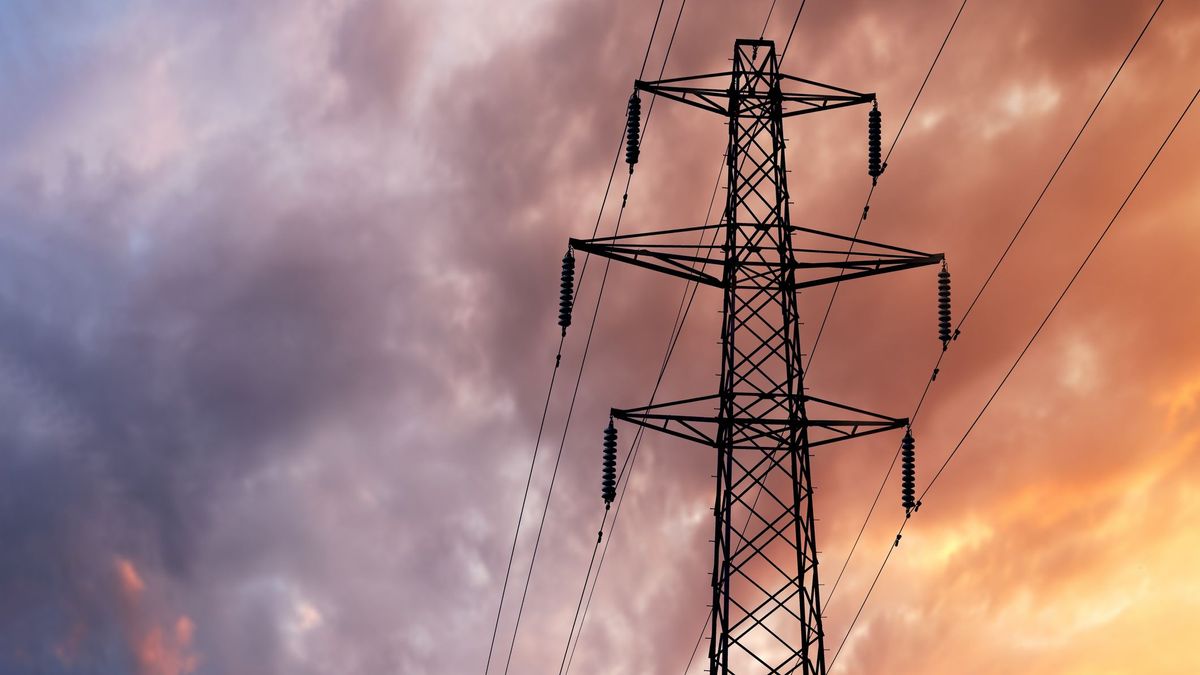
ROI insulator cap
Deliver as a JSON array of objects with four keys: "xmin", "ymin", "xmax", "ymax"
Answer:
[
  {"xmin": 602, "ymin": 419, "xmax": 618, "ymax": 504},
  {"xmin": 558, "ymin": 249, "xmax": 575, "ymax": 334},
  {"xmin": 868, "ymin": 102, "xmax": 883, "ymax": 184},
  {"xmin": 625, "ymin": 92, "xmax": 641, "ymax": 168},
  {"xmin": 901, "ymin": 430, "xmax": 916, "ymax": 512},
  {"xmin": 937, "ymin": 263, "xmax": 952, "ymax": 349}
]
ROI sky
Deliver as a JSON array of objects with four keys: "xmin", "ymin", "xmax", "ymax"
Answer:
[{"xmin": 0, "ymin": 0, "xmax": 1198, "ymax": 673}]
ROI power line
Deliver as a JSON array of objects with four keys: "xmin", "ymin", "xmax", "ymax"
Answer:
[
  {"xmin": 924, "ymin": 90, "xmax": 1195, "ymax": 502},
  {"xmin": 953, "ymin": 0, "xmax": 1165, "ymax": 332},
  {"xmin": 829, "ymin": 83, "xmax": 1199, "ymax": 673},
  {"xmin": 817, "ymin": 0, "xmax": 970, "ymax": 610},
  {"xmin": 498, "ymin": 1, "xmax": 704, "ymax": 671},
  {"xmin": 482, "ymin": 126, "xmax": 619, "ymax": 675},
  {"xmin": 501, "ymin": 94, "xmax": 666, "ymax": 675},
  {"xmin": 805, "ymin": 0, "xmax": 969, "ymax": 375},
  {"xmin": 822, "ymin": 344, "xmax": 944, "ymax": 607},
  {"xmin": 562, "ymin": 152, "xmax": 725, "ymax": 675},
  {"xmin": 820, "ymin": 0, "xmax": 1164, "ymax": 613},
  {"xmin": 482, "ymin": 2, "xmax": 670, "ymax": 673},
  {"xmin": 760, "ymin": 0, "xmax": 778, "ymax": 40},
  {"xmin": 779, "ymin": 0, "xmax": 808, "ymax": 62},
  {"xmin": 550, "ymin": 1, "xmax": 695, "ymax": 670}
]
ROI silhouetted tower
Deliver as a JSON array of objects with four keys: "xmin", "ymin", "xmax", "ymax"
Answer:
[{"xmin": 565, "ymin": 39, "xmax": 945, "ymax": 674}]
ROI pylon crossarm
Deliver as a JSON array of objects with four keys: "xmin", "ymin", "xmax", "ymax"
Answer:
[
  {"xmin": 635, "ymin": 69, "xmax": 874, "ymax": 119},
  {"xmin": 778, "ymin": 93, "xmax": 874, "ymax": 117},
  {"xmin": 787, "ymin": 253, "xmax": 943, "ymax": 290},
  {"xmin": 569, "ymin": 236, "xmax": 724, "ymax": 287},
  {"xmin": 611, "ymin": 411, "xmax": 716, "ymax": 447},
  {"xmin": 572, "ymin": 226, "xmax": 943, "ymax": 290},
  {"xmin": 784, "ymin": 225, "xmax": 944, "ymax": 286},
  {"xmin": 787, "ymin": 223, "xmax": 938, "ymax": 257},
  {"xmin": 570, "ymin": 237, "xmax": 939, "ymax": 290},
  {"xmin": 635, "ymin": 77, "xmax": 733, "ymax": 115},
  {"xmin": 584, "ymin": 222, "xmax": 723, "ymax": 243},
  {"xmin": 612, "ymin": 393, "xmax": 908, "ymax": 450}
]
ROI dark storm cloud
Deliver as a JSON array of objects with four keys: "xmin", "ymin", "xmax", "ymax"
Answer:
[
  {"xmin": 0, "ymin": 118, "xmax": 440, "ymax": 668},
  {"xmin": 0, "ymin": 1, "xmax": 451, "ymax": 670}
]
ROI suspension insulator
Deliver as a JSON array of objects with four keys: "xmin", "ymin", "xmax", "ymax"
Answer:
[
  {"xmin": 901, "ymin": 430, "xmax": 916, "ymax": 513},
  {"xmin": 937, "ymin": 263, "xmax": 952, "ymax": 349},
  {"xmin": 868, "ymin": 102, "xmax": 882, "ymax": 184},
  {"xmin": 602, "ymin": 419, "xmax": 618, "ymax": 505},
  {"xmin": 625, "ymin": 92, "xmax": 641, "ymax": 168},
  {"xmin": 558, "ymin": 249, "xmax": 575, "ymax": 335}
]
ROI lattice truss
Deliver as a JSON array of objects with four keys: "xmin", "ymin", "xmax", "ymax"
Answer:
[{"xmin": 571, "ymin": 40, "xmax": 943, "ymax": 674}]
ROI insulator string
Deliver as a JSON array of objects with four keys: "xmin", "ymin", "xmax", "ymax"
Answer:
[
  {"xmin": 937, "ymin": 262, "xmax": 952, "ymax": 349},
  {"xmin": 602, "ymin": 420, "xmax": 618, "ymax": 504},
  {"xmin": 559, "ymin": 249, "xmax": 575, "ymax": 336},
  {"xmin": 867, "ymin": 102, "xmax": 882, "ymax": 184},
  {"xmin": 626, "ymin": 93, "xmax": 642, "ymax": 169},
  {"xmin": 900, "ymin": 429, "xmax": 916, "ymax": 513}
]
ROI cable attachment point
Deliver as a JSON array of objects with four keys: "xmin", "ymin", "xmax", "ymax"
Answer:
[
  {"xmin": 558, "ymin": 248, "xmax": 575, "ymax": 335},
  {"xmin": 938, "ymin": 261, "xmax": 952, "ymax": 349},
  {"xmin": 602, "ymin": 418, "xmax": 617, "ymax": 505},
  {"xmin": 868, "ymin": 101, "xmax": 883, "ymax": 185},
  {"xmin": 625, "ymin": 92, "xmax": 642, "ymax": 169},
  {"xmin": 901, "ymin": 428, "xmax": 916, "ymax": 514}
]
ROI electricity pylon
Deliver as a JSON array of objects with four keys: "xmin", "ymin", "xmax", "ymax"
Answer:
[{"xmin": 568, "ymin": 39, "xmax": 944, "ymax": 674}]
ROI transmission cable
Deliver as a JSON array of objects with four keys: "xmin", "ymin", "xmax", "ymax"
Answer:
[
  {"xmin": 805, "ymin": 0, "xmax": 969, "ymax": 375},
  {"xmin": 496, "ymin": 2, "xmax": 696, "ymax": 672},
  {"xmin": 953, "ymin": 0, "xmax": 1164, "ymax": 332},
  {"xmin": 562, "ymin": 162, "xmax": 723, "ymax": 675},
  {"xmin": 779, "ymin": 0, "xmax": 808, "ymax": 62},
  {"xmin": 829, "ymin": 83, "xmax": 1199, "ymax": 673},
  {"xmin": 760, "ymin": 0, "xmax": 778, "ymax": 40},
  {"xmin": 546, "ymin": 0, "xmax": 695, "ymax": 670},
  {"xmin": 483, "ymin": 125, "xmax": 621, "ymax": 675},
  {"xmin": 482, "ymin": 2, "xmax": 669, "ymax": 673},
  {"xmin": 820, "ymin": 0, "xmax": 1164, "ymax": 612}
]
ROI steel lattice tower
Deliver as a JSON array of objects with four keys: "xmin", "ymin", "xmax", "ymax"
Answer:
[{"xmin": 570, "ymin": 39, "xmax": 943, "ymax": 674}]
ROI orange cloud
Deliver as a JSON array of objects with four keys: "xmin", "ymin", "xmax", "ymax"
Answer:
[
  {"xmin": 112, "ymin": 557, "xmax": 199, "ymax": 675},
  {"xmin": 131, "ymin": 616, "xmax": 198, "ymax": 675}
]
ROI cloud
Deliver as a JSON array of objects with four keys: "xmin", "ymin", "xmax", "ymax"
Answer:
[
  {"xmin": 1, "ymin": 0, "xmax": 1198, "ymax": 673},
  {"xmin": 113, "ymin": 557, "xmax": 198, "ymax": 675}
]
